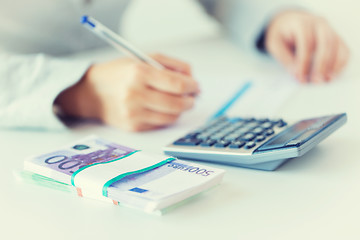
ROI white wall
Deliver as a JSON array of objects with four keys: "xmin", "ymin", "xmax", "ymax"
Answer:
[{"xmin": 121, "ymin": 0, "xmax": 220, "ymax": 47}]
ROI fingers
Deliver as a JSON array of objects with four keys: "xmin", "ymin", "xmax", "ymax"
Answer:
[
  {"xmin": 108, "ymin": 107, "xmax": 181, "ymax": 132},
  {"xmin": 310, "ymin": 21, "xmax": 337, "ymax": 83},
  {"xmin": 266, "ymin": 35, "xmax": 296, "ymax": 74},
  {"xmin": 134, "ymin": 108, "xmax": 180, "ymax": 126},
  {"xmin": 294, "ymin": 22, "xmax": 315, "ymax": 83},
  {"xmin": 137, "ymin": 63, "xmax": 200, "ymax": 95},
  {"xmin": 332, "ymin": 41, "xmax": 350, "ymax": 77},
  {"xmin": 124, "ymin": 56, "xmax": 198, "ymax": 131},
  {"xmin": 309, "ymin": 21, "xmax": 350, "ymax": 83},
  {"xmin": 102, "ymin": 86, "xmax": 185, "ymax": 131},
  {"xmin": 266, "ymin": 11, "xmax": 350, "ymax": 84},
  {"xmin": 98, "ymin": 56, "xmax": 198, "ymax": 131},
  {"xmin": 104, "ymin": 87, "xmax": 191, "ymax": 131},
  {"xmin": 151, "ymin": 53, "xmax": 192, "ymax": 76},
  {"xmin": 141, "ymin": 87, "xmax": 195, "ymax": 114},
  {"xmin": 118, "ymin": 83, "xmax": 195, "ymax": 120}
]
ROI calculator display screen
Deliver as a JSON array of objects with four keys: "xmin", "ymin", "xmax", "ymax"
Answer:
[{"xmin": 255, "ymin": 115, "xmax": 340, "ymax": 152}]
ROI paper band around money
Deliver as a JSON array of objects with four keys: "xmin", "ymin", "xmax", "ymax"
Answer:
[{"xmin": 70, "ymin": 150, "xmax": 175, "ymax": 198}]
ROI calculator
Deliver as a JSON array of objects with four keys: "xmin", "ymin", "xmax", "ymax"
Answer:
[{"xmin": 164, "ymin": 113, "xmax": 347, "ymax": 171}]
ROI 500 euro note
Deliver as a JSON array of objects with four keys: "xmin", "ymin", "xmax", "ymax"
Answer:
[{"xmin": 22, "ymin": 136, "xmax": 225, "ymax": 213}]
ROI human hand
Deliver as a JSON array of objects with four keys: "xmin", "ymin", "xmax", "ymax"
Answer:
[
  {"xmin": 265, "ymin": 10, "xmax": 350, "ymax": 83},
  {"xmin": 56, "ymin": 54, "xmax": 199, "ymax": 131}
]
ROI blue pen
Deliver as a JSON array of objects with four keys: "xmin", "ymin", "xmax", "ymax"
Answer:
[
  {"xmin": 209, "ymin": 81, "xmax": 252, "ymax": 121},
  {"xmin": 81, "ymin": 15, "xmax": 164, "ymax": 70}
]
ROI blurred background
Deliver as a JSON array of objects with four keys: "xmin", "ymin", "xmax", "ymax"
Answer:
[{"xmin": 121, "ymin": 0, "xmax": 360, "ymax": 57}]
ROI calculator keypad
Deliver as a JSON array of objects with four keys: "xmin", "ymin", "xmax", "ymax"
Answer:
[
  {"xmin": 165, "ymin": 113, "xmax": 347, "ymax": 170},
  {"xmin": 173, "ymin": 117, "xmax": 287, "ymax": 151}
]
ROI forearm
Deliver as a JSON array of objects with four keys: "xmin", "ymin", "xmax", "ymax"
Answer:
[{"xmin": 0, "ymin": 53, "xmax": 92, "ymax": 130}]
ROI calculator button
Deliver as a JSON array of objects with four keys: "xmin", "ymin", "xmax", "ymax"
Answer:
[
  {"xmin": 200, "ymin": 139, "xmax": 216, "ymax": 147},
  {"xmin": 252, "ymin": 127, "xmax": 264, "ymax": 135},
  {"xmin": 185, "ymin": 132, "xmax": 200, "ymax": 138},
  {"xmin": 229, "ymin": 117, "xmax": 244, "ymax": 123},
  {"xmin": 220, "ymin": 127, "xmax": 236, "ymax": 136},
  {"xmin": 210, "ymin": 133, "xmax": 226, "ymax": 140},
  {"xmin": 244, "ymin": 141, "xmax": 256, "ymax": 149},
  {"xmin": 214, "ymin": 140, "xmax": 231, "ymax": 148},
  {"xmin": 232, "ymin": 121, "xmax": 246, "ymax": 129},
  {"xmin": 261, "ymin": 122, "xmax": 273, "ymax": 129},
  {"xmin": 224, "ymin": 133, "xmax": 240, "ymax": 141},
  {"xmin": 233, "ymin": 128, "xmax": 249, "ymax": 135},
  {"xmin": 208, "ymin": 121, "xmax": 228, "ymax": 130},
  {"xmin": 228, "ymin": 141, "xmax": 246, "ymax": 149},
  {"xmin": 174, "ymin": 138, "xmax": 202, "ymax": 146},
  {"xmin": 255, "ymin": 135, "xmax": 266, "ymax": 142},
  {"xmin": 240, "ymin": 133, "xmax": 256, "ymax": 141},
  {"xmin": 245, "ymin": 122, "xmax": 259, "ymax": 129},
  {"xmin": 244, "ymin": 118, "xmax": 256, "ymax": 122},
  {"xmin": 209, "ymin": 116, "xmax": 227, "ymax": 125},
  {"xmin": 265, "ymin": 129, "xmax": 275, "ymax": 136},
  {"xmin": 206, "ymin": 125, "xmax": 221, "ymax": 133},
  {"xmin": 205, "ymin": 128, "xmax": 220, "ymax": 135},
  {"xmin": 218, "ymin": 121, "xmax": 232, "ymax": 127},
  {"xmin": 199, "ymin": 121, "xmax": 222, "ymax": 132},
  {"xmin": 270, "ymin": 118, "xmax": 282, "ymax": 124},
  {"xmin": 277, "ymin": 120, "xmax": 287, "ymax": 128},
  {"xmin": 257, "ymin": 118, "xmax": 269, "ymax": 123},
  {"xmin": 197, "ymin": 134, "xmax": 210, "ymax": 140}
]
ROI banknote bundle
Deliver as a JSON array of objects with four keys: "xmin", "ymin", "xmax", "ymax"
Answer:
[{"xmin": 20, "ymin": 136, "xmax": 225, "ymax": 214}]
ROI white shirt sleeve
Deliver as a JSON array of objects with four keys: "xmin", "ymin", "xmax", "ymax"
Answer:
[
  {"xmin": 0, "ymin": 53, "xmax": 92, "ymax": 130},
  {"xmin": 199, "ymin": 0, "xmax": 305, "ymax": 54},
  {"xmin": 0, "ymin": 0, "xmax": 130, "ymax": 130}
]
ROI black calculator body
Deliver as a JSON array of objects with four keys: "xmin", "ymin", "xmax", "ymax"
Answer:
[{"xmin": 164, "ymin": 113, "xmax": 347, "ymax": 171}]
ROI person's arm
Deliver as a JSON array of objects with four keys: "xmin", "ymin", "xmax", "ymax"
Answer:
[
  {"xmin": 0, "ymin": 52, "xmax": 199, "ymax": 131},
  {"xmin": 198, "ymin": 0, "xmax": 349, "ymax": 83},
  {"xmin": 55, "ymin": 54, "xmax": 199, "ymax": 132},
  {"xmin": 0, "ymin": 53, "xmax": 91, "ymax": 130}
]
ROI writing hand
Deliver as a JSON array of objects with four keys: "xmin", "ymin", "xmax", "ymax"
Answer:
[{"xmin": 56, "ymin": 54, "xmax": 199, "ymax": 131}]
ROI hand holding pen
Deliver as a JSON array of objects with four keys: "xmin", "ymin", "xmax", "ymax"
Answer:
[{"xmin": 55, "ymin": 16, "xmax": 199, "ymax": 131}]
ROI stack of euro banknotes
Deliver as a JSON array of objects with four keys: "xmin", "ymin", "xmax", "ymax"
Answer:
[{"xmin": 16, "ymin": 136, "xmax": 225, "ymax": 214}]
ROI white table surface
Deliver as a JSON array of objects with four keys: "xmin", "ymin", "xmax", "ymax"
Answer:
[{"xmin": 1, "ymin": 35, "xmax": 359, "ymax": 240}]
